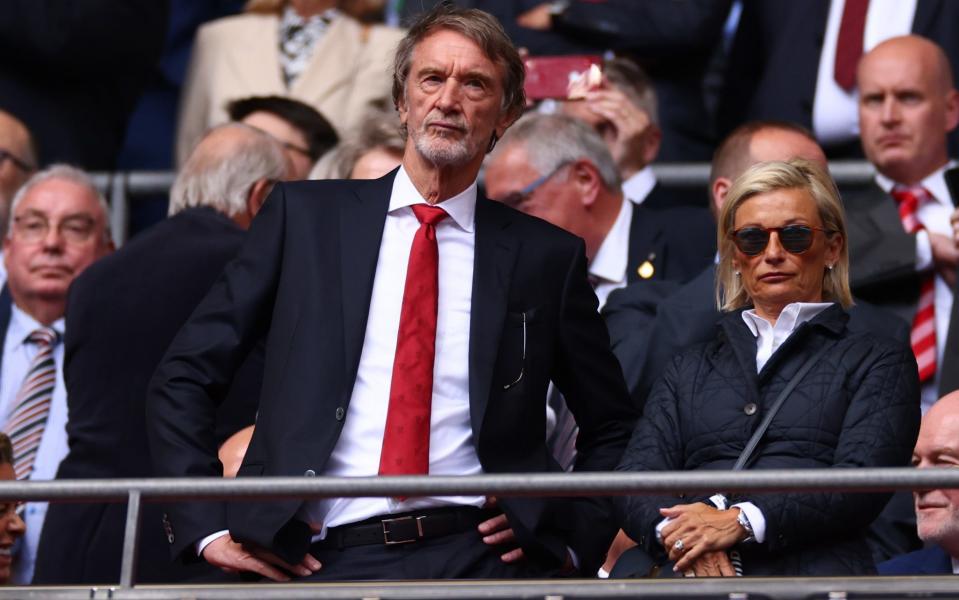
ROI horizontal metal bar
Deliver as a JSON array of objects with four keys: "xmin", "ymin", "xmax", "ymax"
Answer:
[
  {"xmin": 1, "ymin": 576, "xmax": 958, "ymax": 600},
  {"xmin": 0, "ymin": 468, "xmax": 955, "ymax": 503}
]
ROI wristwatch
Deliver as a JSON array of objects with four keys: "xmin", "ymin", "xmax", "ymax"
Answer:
[
  {"xmin": 548, "ymin": 0, "xmax": 571, "ymax": 19},
  {"xmin": 736, "ymin": 508, "xmax": 755, "ymax": 543}
]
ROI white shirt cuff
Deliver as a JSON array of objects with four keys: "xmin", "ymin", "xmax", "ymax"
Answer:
[
  {"xmin": 196, "ymin": 529, "xmax": 230, "ymax": 557},
  {"xmin": 916, "ymin": 230, "xmax": 933, "ymax": 271},
  {"xmin": 655, "ymin": 517, "xmax": 672, "ymax": 545},
  {"xmin": 731, "ymin": 502, "xmax": 766, "ymax": 544}
]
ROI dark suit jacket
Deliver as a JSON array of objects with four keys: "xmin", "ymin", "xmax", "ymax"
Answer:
[
  {"xmin": 146, "ymin": 172, "xmax": 636, "ymax": 575},
  {"xmin": 878, "ymin": 545, "xmax": 954, "ymax": 575},
  {"xmin": 844, "ymin": 181, "xmax": 958, "ymax": 399},
  {"xmin": 627, "ymin": 185, "xmax": 715, "ymax": 286},
  {"xmin": 33, "ymin": 207, "xmax": 261, "ymax": 584},
  {"xmin": 718, "ymin": 0, "xmax": 959, "ymax": 157}
]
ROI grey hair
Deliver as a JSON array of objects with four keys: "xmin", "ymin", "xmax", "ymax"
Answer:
[
  {"xmin": 311, "ymin": 107, "xmax": 405, "ymax": 179},
  {"xmin": 7, "ymin": 164, "xmax": 111, "ymax": 243},
  {"xmin": 490, "ymin": 113, "xmax": 622, "ymax": 189},
  {"xmin": 169, "ymin": 123, "xmax": 287, "ymax": 217}
]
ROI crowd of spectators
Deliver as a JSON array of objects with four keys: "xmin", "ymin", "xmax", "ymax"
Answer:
[{"xmin": 0, "ymin": 0, "xmax": 956, "ymax": 587}]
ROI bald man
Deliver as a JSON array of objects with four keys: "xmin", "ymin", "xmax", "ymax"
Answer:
[
  {"xmin": 879, "ymin": 390, "xmax": 959, "ymax": 575},
  {"xmin": 844, "ymin": 35, "xmax": 959, "ymax": 414},
  {"xmin": 0, "ymin": 110, "xmax": 37, "ymax": 289}
]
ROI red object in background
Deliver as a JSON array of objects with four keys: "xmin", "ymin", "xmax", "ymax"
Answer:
[{"xmin": 524, "ymin": 55, "xmax": 603, "ymax": 101}]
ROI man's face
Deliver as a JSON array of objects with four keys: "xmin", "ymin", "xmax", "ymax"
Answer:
[
  {"xmin": 0, "ymin": 114, "xmax": 34, "ymax": 228},
  {"xmin": 3, "ymin": 179, "xmax": 111, "ymax": 306},
  {"xmin": 485, "ymin": 143, "xmax": 583, "ymax": 235},
  {"xmin": 0, "ymin": 461, "xmax": 24, "ymax": 584},
  {"xmin": 399, "ymin": 29, "xmax": 513, "ymax": 169},
  {"xmin": 912, "ymin": 400, "xmax": 959, "ymax": 555},
  {"xmin": 241, "ymin": 111, "xmax": 310, "ymax": 179},
  {"xmin": 858, "ymin": 40, "xmax": 959, "ymax": 184}
]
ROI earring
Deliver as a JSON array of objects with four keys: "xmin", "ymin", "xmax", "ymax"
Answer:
[
  {"xmin": 735, "ymin": 271, "xmax": 741, "ymax": 276},
  {"xmin": 826, "ymin": 264, "xmax": 834, "ymax": 271}
]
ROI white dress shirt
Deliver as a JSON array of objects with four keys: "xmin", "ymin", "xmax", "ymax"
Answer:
[
  {"xmin": 812, "ymin": 0, "xmax": 916, "ymax": 145},
  {"xmin": 0, "ymin": 305, "xmax": 67, "ymax": 584},
  {"xmin": 590, "ymin": 197, "xmax": 632, "ymax": 310},
  {"xmin": 621, "ymin": 167, "xmax": 657, "ymax": 207},
  {"xmin": 875, "ymin": 163, "xmax": 955, "ymax": 413},
  {"xmin": 197, "ymin": 167, "xmax": 487, "ymax": 554}
]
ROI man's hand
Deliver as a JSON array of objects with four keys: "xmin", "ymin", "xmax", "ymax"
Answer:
[
  {"xmin": 929, "ymin": 232, "xmax": 959, "ymax": 288},
  {"xmin": 478, "ymin": 497, "xmax": 524, "ymax": 563},
  {"xmin": 582, "ymin": 88, "xmax": 657, "ymax": 180},
  {"xmin": 950, "ymin": 207, "xmax": 959, "ymax": 247},
  {"xmin": 201, "ymin": 534, "xmax": 321, "ymax": 581},
  {"xmin": 683, "ymin": 550, "xmax": 737, "ymax": 577},
  {"xmin": 660, "ymin": 503, "xmax": 747, "ymax": 573}
]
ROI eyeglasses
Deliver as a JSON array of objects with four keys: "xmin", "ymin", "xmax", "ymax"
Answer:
[
  {"xmin": 12, "ymin": 214, "xmax": 98, "ymax": 245},
  {"xmin": 495, "ymin": 162, "xmax": 571, "ymax": 208},
  {"xmin": 0, "ymin": 149, "xmax": 34, "ymax": 173},
  {"xmin": 729, "ymin": 225, "xmax": 834, "ymax": 256}
]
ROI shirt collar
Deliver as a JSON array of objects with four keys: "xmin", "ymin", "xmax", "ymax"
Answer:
[
  {"xmin": 874, "ymin": 160, "xmax": 957, "ymax": 207},
  {"xmin": 389, "ymin": 165, "xmax": 476, "ymax": 233},
  {"xmin": 8, "ymin": 303, "xmax": 64, "ymax": 351},
  {"xmin": 741, "ymin": 301, "xmax": 833, "ymax": 337},
  {"xmin": 589, "ymin": 197, "xmax": 631, "ymax": 285},
  {"xmin": 622, "ymin": 166, "xmax": 657, "ymax": 205}
]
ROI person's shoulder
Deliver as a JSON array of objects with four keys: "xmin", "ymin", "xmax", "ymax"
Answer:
[
  {"xmin": 878, "ymin": 545, "xmax": 952, "ymax": 575},
  {"xmin": 196, "ymin": 12, "xmax": 276, "ymax": 42},
  {"xmin": 482, "ymin": 198, "xmax": 582, "ymax": 249}
]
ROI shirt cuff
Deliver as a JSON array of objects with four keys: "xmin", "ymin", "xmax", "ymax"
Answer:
[
  {"xmin": 196, "ymin": 529, "xmax": 230, "ymax": 557},
  {"xmin": 916, "ymin": 229, "xmax": 933, "ymax": 271},
  {"xmin": 655, "ymin": 517, "xmax": 672, "ymax": 545},
  {"xmin": 731, "ymin": 502, "xmax": 766, "ymax": 544}
]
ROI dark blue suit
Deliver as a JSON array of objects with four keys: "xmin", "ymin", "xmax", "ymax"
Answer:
[{"xmin": 879, "ymin": 545, "xmax": 954, "ymax": 575}]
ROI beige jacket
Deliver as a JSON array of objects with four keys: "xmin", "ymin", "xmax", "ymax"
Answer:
[{"xmin": 175, "ymin": 12, "xmax": 403, "ymax": 164}]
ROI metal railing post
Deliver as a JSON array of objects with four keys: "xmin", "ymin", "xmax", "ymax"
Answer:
[
  {"xmin": 109, "ymin": 172, "xmax": 129, "ymax": 246},
  {"xmin": 119, "ymin": 489, "xmax": 142, "ymax": 589}
]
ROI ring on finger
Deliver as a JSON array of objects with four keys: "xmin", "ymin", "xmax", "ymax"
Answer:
[{"xmin": 673, "ymin": 538, "xmax": 685, "ymax": 552}]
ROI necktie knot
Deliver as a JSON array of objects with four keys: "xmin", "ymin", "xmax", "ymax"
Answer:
[
  {"xmin": 26, "ymin": 327, "xmax": 58, "ymax": 348},
  {"xmin": 411, "ymin": 204, "xmax": 448, "ymax": 227}
]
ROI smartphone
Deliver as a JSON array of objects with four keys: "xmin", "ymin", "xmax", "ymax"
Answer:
[
  {"xmin": 524, "ymin": 55, "xmax": 603, "ymax": 101},
  {"xmin": 944, "ymin": 166, "xmax": 959, "ymax": 207}
]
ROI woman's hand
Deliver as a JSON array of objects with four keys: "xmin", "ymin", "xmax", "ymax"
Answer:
[
  {"xmin": 683, "ymin": 550, "xmax": 737, "ymax": 577},
  {"xmin": 660, "ymin": 503, "xmax": 748, "ymax": 572}
]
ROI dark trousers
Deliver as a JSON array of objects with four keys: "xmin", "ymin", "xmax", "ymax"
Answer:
[{"xmin": 304, "ymin": 528, "xmax": 559, "ymax": 580}]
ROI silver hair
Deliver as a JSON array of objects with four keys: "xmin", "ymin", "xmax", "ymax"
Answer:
[
  {"xmin": 491, "ymin": 113, "xmax": 622, "ymax": 189},
  {"xmin": 7, "ymin": 164, "xmax": 111, "ymax": 243},
  {"xmin": 169, "ymin": 123, "xmax": 287, "ymax": 217}
]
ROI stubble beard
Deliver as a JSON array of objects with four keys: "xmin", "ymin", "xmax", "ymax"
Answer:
[{"xmin": 412, "ymin": 122, "xmax": 484, "ymax": 168}]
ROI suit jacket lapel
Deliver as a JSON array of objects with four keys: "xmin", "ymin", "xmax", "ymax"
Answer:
[
  {"xmin": 290, "ymin": 17, "xmax": 357, "ymax": 102},
  {"xmin": 627, "ymin": 202, "xmax": 663, "ymax": 284},
  {"xmin": 469, "ymin": 197, "xmax": 517, "ymax": 438},
  {"xmin": 339, "ymin": 172, "xmax": 393, "ymax": 388}
]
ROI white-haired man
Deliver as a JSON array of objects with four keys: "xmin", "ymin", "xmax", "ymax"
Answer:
[{"xmin": 0, "ymin": 165, "xmax": 112, "ymax": 582}]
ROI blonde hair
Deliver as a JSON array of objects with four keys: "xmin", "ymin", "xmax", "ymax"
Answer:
[{"xmin": 716, "ymin": 158, "xmax": 853, "ymax": 311}]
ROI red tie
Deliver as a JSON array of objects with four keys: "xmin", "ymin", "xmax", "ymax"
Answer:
[
  {"xmin": 892, "ymin": 186, "xmax": 937, "ymax": 383},
  {"xmin": 379, "ymin": 204, "xmax": 448, "ymax": 478},
  {"xmin": 834, "ymin": 0, "xmax": 870, "ymax": 91}
]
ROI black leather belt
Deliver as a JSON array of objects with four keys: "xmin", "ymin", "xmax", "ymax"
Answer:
[{"xmin": 313, "ymin": 506, "xmax": 492, "ymax": 550}]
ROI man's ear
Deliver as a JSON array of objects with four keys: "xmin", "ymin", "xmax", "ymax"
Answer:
[
  {"xmin": 247, "ymin": 178, "xmax": 274, "ymax": 219},
  {"xmin": 944, "ymin": 89, "xmax": 959, "ymax": 133},
  {"xmin": 640, "ymin": 125, "xmax": 662, "ymax": 168},
  {"xmin": 711, "ymin": 177, "xmax": 732, "ymax": 217},
  {"xmin": 573, "ymin": 160, "xmax": 604, "ymax": 207}
]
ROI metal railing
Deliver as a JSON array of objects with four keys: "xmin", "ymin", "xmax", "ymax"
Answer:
[
  {"xmin": 89, "ymin": 162, "xmax": 877, "ymax": 245},
  {"xmin": 0, "ymin": 467, "xmax": 957, "ymax": 599}
]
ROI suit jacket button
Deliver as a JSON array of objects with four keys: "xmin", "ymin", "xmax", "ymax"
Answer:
[
  {"xmin": 304, "ymin": 469, "xmax": 316, "ymax": 477},
  {"xmin": 335, "ymin": 407, "xmax": 345, "ymax": 421},
  {"xmin": 744, "ymin": 403, "xmax": 758, "ymax": 416}
]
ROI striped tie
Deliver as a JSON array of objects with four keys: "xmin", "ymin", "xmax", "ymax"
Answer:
[
  {"xmin": 891, "ymin": 186, "xmax": 937, "ymax": 382},
  {"xmin": 4, "ymin": 328, "xmax": 58, "ymax": 480}
]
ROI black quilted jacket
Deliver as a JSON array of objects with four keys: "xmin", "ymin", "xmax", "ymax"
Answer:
[{"xmin": 615, "ymin": 304, "xmax": 920, "ymax": 575}]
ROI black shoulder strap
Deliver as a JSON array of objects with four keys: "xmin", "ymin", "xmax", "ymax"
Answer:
[{"xmin": 732, "ymin": 348, "xmax": 825, "ymax": 471}]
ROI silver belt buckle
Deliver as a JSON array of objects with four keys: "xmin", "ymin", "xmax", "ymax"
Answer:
[{"xmin": 381, "ymin": 515, "xmax": 425, "ymax": 545}]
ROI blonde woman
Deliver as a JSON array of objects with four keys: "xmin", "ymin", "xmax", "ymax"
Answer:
[{"xmin": 615, "ymin": 159, "xmax": 920, "ymax": 577}]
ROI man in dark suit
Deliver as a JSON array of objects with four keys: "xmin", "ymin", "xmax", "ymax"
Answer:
[
  {"xmin": 147, "ymin": 6, "xmax": 634, "ymax": 582},
  {"xmin": 845, "ymin": 35, "xmax": 959, "ymax": 414},
  {"xmin": 879, "ymin": 390, "xmax": 959, "ymax": 575},
  {"xmin": 484, "ymin": 112, "xmax": 714, "ymax": 310},
  {"xmin": 719, "ymin": 0, "xmax": 959, "ymax": 158},
  {"xmin": 31, "ymin": 123, "xmax": 288, "ymax": 584}
]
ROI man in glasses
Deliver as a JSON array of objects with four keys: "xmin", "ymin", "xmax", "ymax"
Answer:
[
  {"xmin": 227, "ymin": 96, "xmax": 339, "ymax": 180},
  {"xmin": 485, "ymin": 113, "xmax": 714, "ymax": 309},
  {"xmin": 846, "ymin": 35, "xmax": 959, "ymax": 414},
  {"xmin": 0, "ymin": 165, "xmax": 112, "ymax": 583},
  {"xmin": 0, "ymin": 110, "xmax": 37, "ymax": 289}
]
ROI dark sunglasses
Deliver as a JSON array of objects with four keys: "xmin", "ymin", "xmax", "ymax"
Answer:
[{"xmin": 729, "ymin": 225, "xmax": 834, "ymax": 256}]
